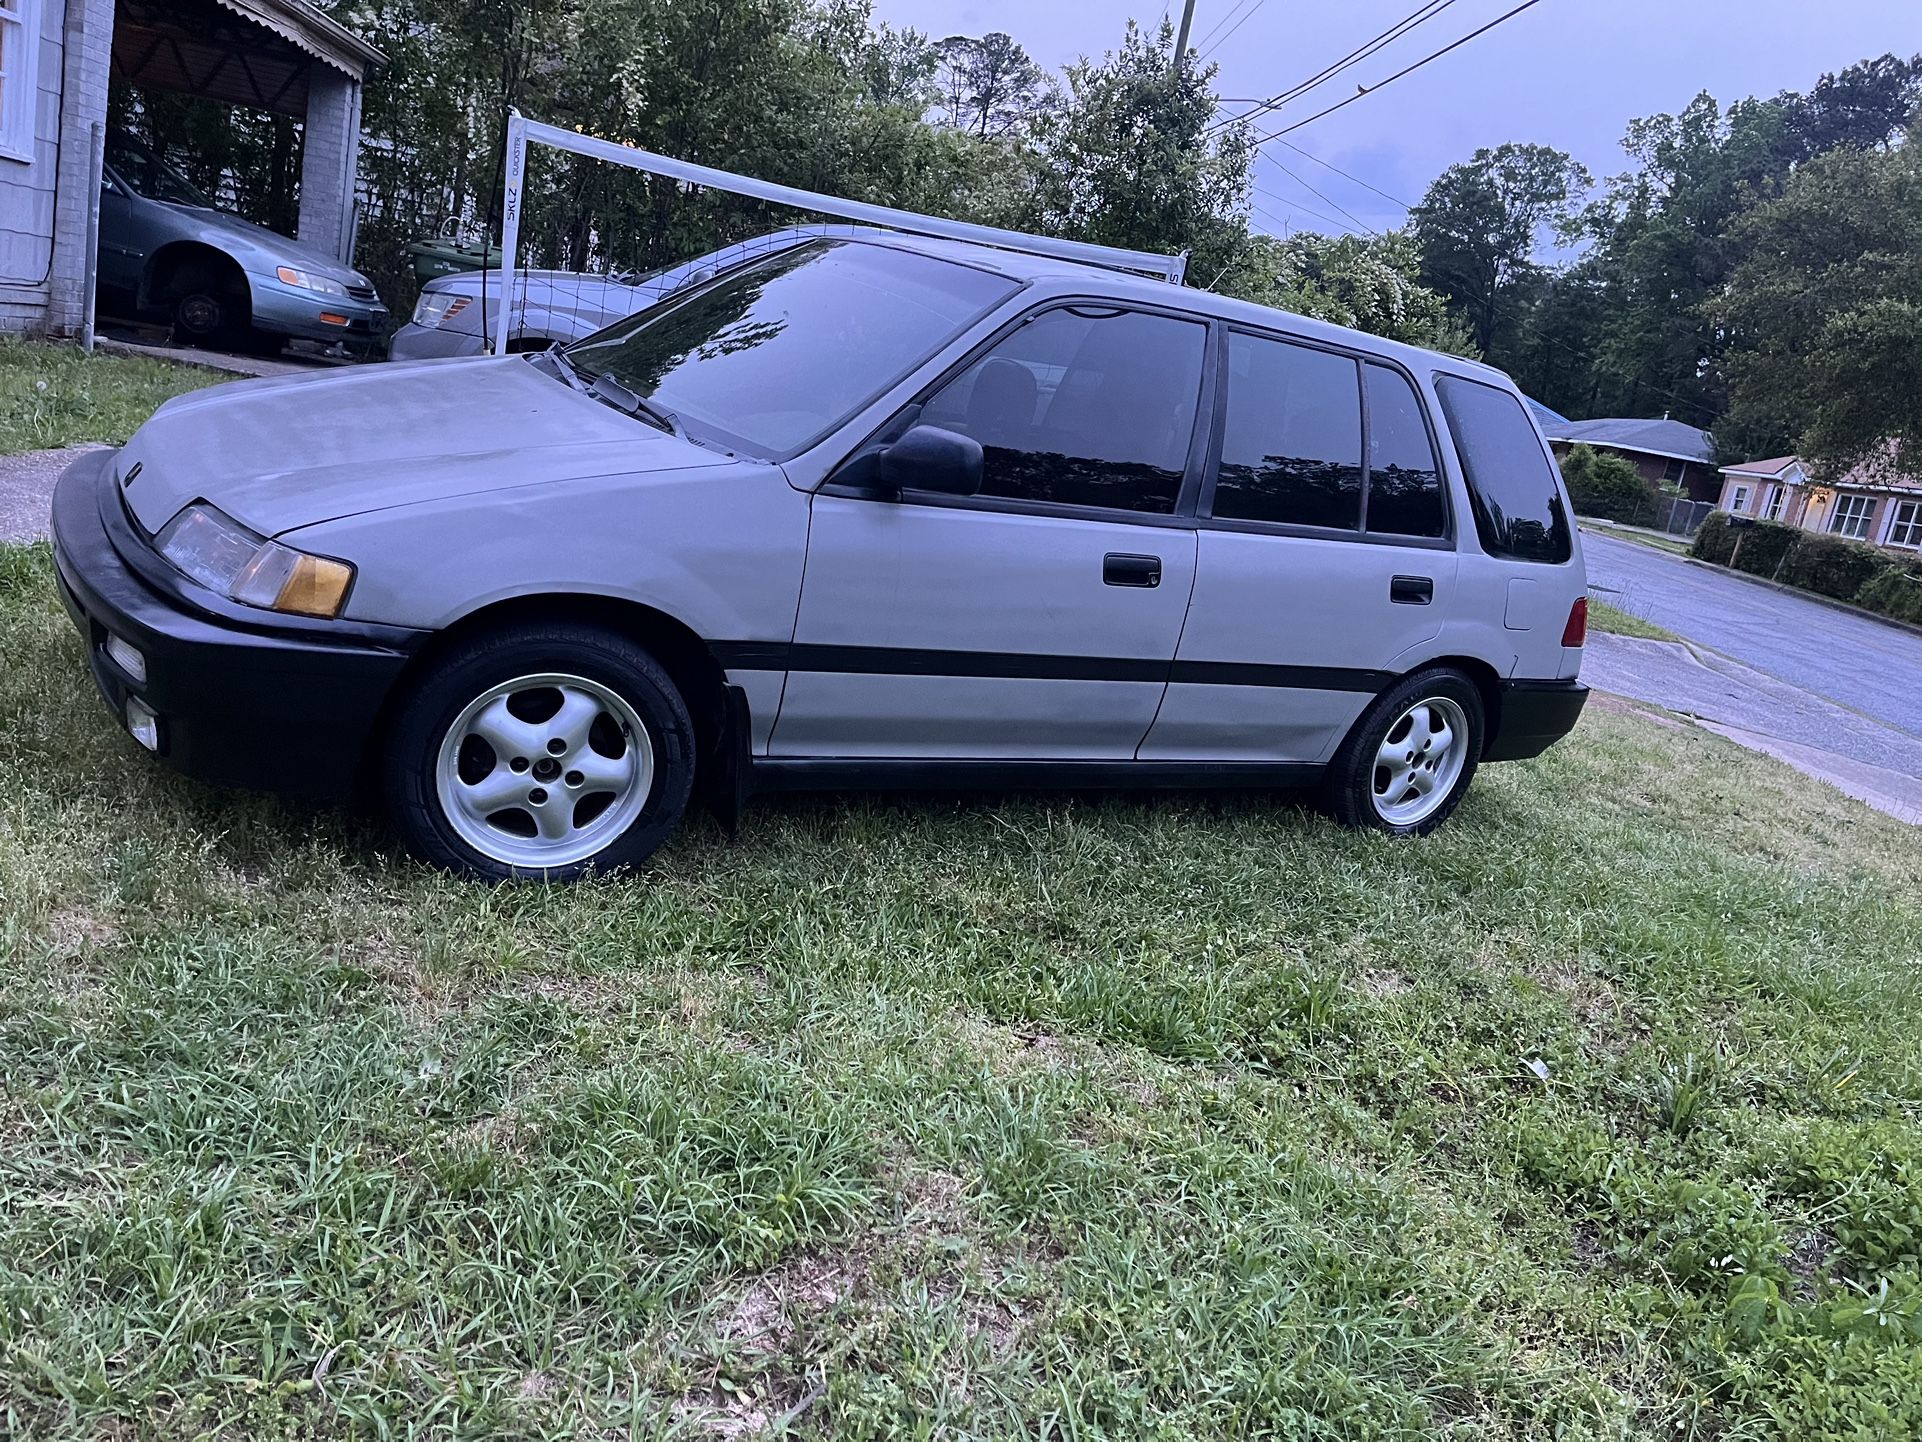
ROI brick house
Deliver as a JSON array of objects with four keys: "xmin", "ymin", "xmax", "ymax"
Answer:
[
  {"xmin": 0, "ymin": 0, "xmax": 380, "ymax": 338},
  {"xmin": 1542, "ymin": 416, "xmax": 1720, "ymax": 504},
  {"xmin": 1717, "ymin": 453, "xmax": 1922, "ymax": 555}
]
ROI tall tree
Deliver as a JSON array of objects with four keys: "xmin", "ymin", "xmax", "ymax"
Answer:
[
  {"xmin": 1023, "ymin": 18, "xmax": 1253, "ymax": 286},
  {"xmin": 1576, "ymin": 55, "xmax": 1918, "ymax": 427},
  {"xmin": 1716, "ymin": 139, "xmax": 1922, "ymax": 478},
  {"xmin": 1221, "ymin": 230, "xmax": 1473, "ymax": 353},
  {"xmin": 1409, "ymin": 143, "xmax": 1590, "ymax": 356},
  {"xmin": 932, "ymin": 32, "xmax": 1050, "ymax": 138}
]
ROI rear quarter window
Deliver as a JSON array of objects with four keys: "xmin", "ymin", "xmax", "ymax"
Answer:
[{"xmin": 1433, "ymin": 375, "xmax": 1572, "ymax": 563}]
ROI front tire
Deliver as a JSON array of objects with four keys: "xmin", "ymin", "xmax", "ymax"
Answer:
[
  {"xmin": 172, "ymin": 281, "xmax": 247, "ymax": 349},
  {"xmin": 385, "ymin": 624, "xmax": 695, "ymax": 880},
  {"xmin": 1322, "ymin": 667, "xmax": 1483, "ymax": 835}
]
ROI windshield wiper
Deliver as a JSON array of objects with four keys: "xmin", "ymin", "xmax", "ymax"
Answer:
[
  {"xmin": 528, "ymin": 346, "xmax": 590, "ymax": 393},
  {"xmin": 584, "ymin": 371, "xmax": 685, "ymax": 439}
]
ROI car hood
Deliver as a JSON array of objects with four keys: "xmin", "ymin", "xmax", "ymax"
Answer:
[{"xmin": 117, "ymin": 355, "xmax": 735, "ymax": 538}]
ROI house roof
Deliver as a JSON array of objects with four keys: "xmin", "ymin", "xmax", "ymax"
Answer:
[
  {"xmin": 1542, "ymin": 417, "xmax": 1715, "ymax": 466},
  {"xmin": 1720, "ymin": 455, "xmax": 1802, "ymax": 479},
  {"xmin": 1524, "ymin": 397, "xmax": 1569, "ymax": 432}
]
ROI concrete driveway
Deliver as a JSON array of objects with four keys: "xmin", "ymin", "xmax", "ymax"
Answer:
[{"xmin": 1584, "ymin": 530, "xmax": 1922, "ymax": 823}]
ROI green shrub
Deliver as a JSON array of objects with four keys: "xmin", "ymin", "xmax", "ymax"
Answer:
[
  {"xmin": 1776, "ymin": 531, "xmax": 1895, "ymax": 601},
  {"xmin": 1691, "ymin": 510, "xmax": 1736, "ymax": 563},
  {"xmin": 1856, "ymin": 564, "xmax": 1922, "ymax": 625},
  {"xmin": 1725, "ymin": 519, "xmax": 1803, "ymax": 579},
  {"xmin": 1560, "ymin": 442, "xmax": 1661, "ymax": 522}
]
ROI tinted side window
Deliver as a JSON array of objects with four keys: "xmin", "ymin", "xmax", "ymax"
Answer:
[
  {"xmin": 1364, "ymin": 364, "xmax": 1445, "ymax": 538},
  {"xmin": 1433, "ymin": 375, "xmax": 1572, "ymax": 563},
  {"xmin": 1212, "ymin": 333, "xmax": 1362, "ymax": 529},
  {"xmin": 919, "ymin": 307, "xmax": 1206, "ymax": 515}
]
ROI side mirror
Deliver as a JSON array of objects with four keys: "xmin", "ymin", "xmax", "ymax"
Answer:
[{"xmin": 874, "ymin": 424, "xmax": 983, "ymax": 497}]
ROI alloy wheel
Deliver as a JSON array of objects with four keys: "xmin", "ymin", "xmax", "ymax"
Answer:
[
  {"xmin": 433, "ymin": 672, "xmax": 654, "ymax": 869},
  {"xmin": 1371, "ymin": 695, "xmax": 1469, "ymax": 828}
]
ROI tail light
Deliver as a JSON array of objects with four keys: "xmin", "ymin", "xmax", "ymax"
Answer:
[{"xmin": 1561, "ymin": 596, "xmax": 1588, "ymax": 648}]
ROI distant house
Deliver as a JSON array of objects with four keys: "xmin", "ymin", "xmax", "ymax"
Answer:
[
  {"xmin": 1717, "ymin": 453, "xmax": 1922, "ymax": 553},
  {"xmin": 1541, "ymin": 417, "xmax": 1720, "ymax": 505}
]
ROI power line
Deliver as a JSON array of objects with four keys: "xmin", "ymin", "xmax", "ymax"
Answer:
[
  {"xmin": 1250, "ymin": 189, "xmax": 1355, "ymax": 235},
  {"xmin": 1274, "ymin": 139, "xmax": 1415, "ymax": 211},
  {"xmin": 1253, "ymin": 0, "xmax": 1550, "ymax": 143},
  {"xmin": 1194, "ymin": 0, "xmax": 1259, "ymax": 50},
  {"xmin": 1198, "ymin": 0, "xmax": 1269, "ymax": 61},
  {"xmin": 1260, "ymin": 166, "xmax": 1379, "ymax": 235},
  {"xmin": 1207, "ymin": 0, "xmax": 1458, "ymax": 134}
]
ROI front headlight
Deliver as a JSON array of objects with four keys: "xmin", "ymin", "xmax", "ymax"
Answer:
[
  {"xmin": 276, "ymin": 265, "xmax": 349, "ymax": 299},
  {"xmin": 411, "ymin": 291, "xmax": 472, "ymax": 329},
  {"xmin": 156, "ymin": 504, "xmax": 355, "ymax": 619}
]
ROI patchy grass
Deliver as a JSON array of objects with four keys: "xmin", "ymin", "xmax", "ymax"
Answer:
[
  {"xmin": 1589, "ymin": 595, "xmax": 1683, "ymax": 643},
  {"xmin": 0, "ymin": 339, "xmax": 222, "ymax": 454},
  {"xmin": 3, "ymin": 542, "xmax": 1921, "ymax": 1438}
]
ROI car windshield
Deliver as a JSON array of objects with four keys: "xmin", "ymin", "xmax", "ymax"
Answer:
[
  {"xmin": 562, "ymin": 240, "xmax": 1019, "ymax": 458},
  {"xmin": 106, "ymin": 134, "xmax": 215, "ymax": 208}
]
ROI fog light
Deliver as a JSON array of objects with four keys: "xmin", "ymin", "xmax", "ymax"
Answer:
[
  {"xmin": 105, "ymin": 633, "xmax": 147, "ymax": 685},
  {"xmin": 125, "ymin": 697, "xmax": 160, "ymax": 752}
]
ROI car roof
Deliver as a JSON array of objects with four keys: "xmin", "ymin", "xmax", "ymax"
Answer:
[{"xmin": 850, "ymin": 229, "xmax": 1512, "ymax": 388}]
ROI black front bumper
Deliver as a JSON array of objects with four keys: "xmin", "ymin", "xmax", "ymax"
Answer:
[
  {"xmin": 49, "ymin": 450, "xmax": 428, "ymax": 799},
  {"xmin": 1484, "ymin": 678, "xmax": 1589, "ymax": 762}
]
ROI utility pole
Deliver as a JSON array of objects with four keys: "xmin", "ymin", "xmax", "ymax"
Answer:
[{"xmin": 1173, "ymin": 0, "xmax": 1198, "ymax": 77}]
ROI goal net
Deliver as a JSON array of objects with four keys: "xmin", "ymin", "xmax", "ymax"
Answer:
[{"xmin": 486, "ymin": 110, "xmax": 1187, "ymax": 357}]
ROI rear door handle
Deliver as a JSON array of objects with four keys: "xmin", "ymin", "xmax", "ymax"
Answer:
[
  {"xmin": 1390, "ymin": 575, "xmax": 1434, "ymax": 605},
  {"xmin": 1104, "ymin": 553, "xmax": 1161, "ymax": 588}
]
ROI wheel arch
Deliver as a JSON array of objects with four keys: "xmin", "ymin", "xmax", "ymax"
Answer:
[
  {"xmin": 360, "ymin": 591, "xmax": 736, "ymax": 802},
  {"xmin": 1409, "ymin": 654, "xmax": 1502, "ymax": 757},
  {"xmin": 143, "ymin": 241, "xmax": 252, "ymax": 313}
]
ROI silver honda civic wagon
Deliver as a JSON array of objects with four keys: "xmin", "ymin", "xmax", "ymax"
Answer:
[{"xmin": 51, "ymin": 230, "xmax": 1588, "ymax": 879}]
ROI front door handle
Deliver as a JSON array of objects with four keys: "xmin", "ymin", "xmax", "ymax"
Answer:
[
  {"xmin": 1104, "ymin": 553, "xmax": 1161, "ymax": 588},
  {"xmin": 1390, "ymin": 575, "xmax": 1434, "ymax": 605}
]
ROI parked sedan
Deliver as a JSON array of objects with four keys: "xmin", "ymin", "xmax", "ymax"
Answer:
[
  {"xmin": 388, "ymin": 225, "xmax": 867, "ymax": 359},
  {"xmin": 96, "ymin": 132, "xmax": 387, "ymax": 351},
  {"xmin": 51, "ymin": 230, "xmax": 1588, "ymax": 880}
]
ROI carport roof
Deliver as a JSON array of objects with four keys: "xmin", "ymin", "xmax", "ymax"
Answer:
[
  {"xmin": 113, "ymin": 0, "xmax": 384, "ymax": 119},
  {"xmin": 212, "ymin": 0, "xmax": 384, "ymax": 79}
]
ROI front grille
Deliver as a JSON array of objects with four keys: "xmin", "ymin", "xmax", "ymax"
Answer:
[{"xmin": 347, "ymin": 284, "xmax": 379, "ymax": 303}]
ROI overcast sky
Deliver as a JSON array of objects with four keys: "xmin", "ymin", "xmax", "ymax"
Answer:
[{"xmin": 866, "ymin": 0, "xmax": 1922, "ymax": 238}]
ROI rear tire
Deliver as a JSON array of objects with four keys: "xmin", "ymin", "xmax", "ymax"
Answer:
[
  {"xmin": 384, "ymin": 624, "xmax": 696, "ymax": 880},
  {"xmin": 1321, "ymin": 667, "xmax": 1483, "ymax": 835}
]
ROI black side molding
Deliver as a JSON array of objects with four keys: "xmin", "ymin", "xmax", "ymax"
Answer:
[{"xmin": 750, "ymin": 757, "xmax": 1324, "ymax": 793}]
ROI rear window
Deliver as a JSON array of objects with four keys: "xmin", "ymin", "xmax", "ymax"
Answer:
[{"xmin": 1433, "ymin": 375, "xmax": 1571, "ymax": 563}]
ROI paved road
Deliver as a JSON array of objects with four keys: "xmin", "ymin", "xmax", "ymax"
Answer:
[{"xmin": 1584, "ymin": 530, "xmax": 1922, "ymax": 743}]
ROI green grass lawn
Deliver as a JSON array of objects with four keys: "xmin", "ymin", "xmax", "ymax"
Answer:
[
  {"xmin": 1589, "ymin": 595, "xmax": 1683, "ymax": 643},
  {"xmin": 3, "ymin": 540, "xmax": 1921, "ymax": 1439},
  {"xmin": 1579, "ymin": 521, "xmax": 1695, "ymax": 558},
  {"xmin": 0, "ymin": 339, "xmax": 223, "ymax": 455}
]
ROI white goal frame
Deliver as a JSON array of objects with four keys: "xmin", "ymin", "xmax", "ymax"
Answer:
[{"xmin": 494, "ymin": 109, "xmax": 1188, "ymax": 356}]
